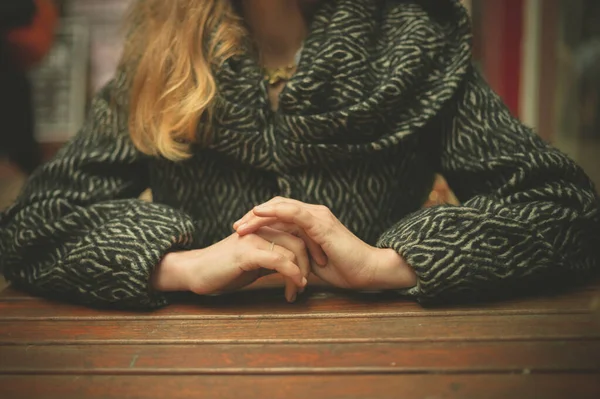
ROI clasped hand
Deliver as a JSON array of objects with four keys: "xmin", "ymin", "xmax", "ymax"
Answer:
[
  {"xmin": 233, "ymin": 197, "xmax": 417, "ymax": 301},
  {"xmin": 152, "ymin": 197, "xmax": 416, "ymax": 302}
]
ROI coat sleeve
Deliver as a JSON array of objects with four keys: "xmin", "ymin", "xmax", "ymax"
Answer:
[
  {"xmin": 377, "ymin": 67, "xmax": 600, "ymax": 302},
  {"xmin": 0, "ymin": 78, "xmax": 197, "ymax": 309}
]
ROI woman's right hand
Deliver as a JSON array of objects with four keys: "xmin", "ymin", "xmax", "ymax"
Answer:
[{"xmin": 151, "ymin": 227, "xmax": 309, "ymax": 302}]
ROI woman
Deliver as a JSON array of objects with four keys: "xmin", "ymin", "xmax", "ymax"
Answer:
[{"xmin": 1, "ymin": 0, "xmax": 598, "ymax": 309}]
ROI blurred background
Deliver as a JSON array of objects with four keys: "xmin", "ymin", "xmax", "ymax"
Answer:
[{"xmin": 0, "ymin": 0, "xmax": 599, "ymax": 211}]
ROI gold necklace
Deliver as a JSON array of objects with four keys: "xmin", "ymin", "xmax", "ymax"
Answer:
[
  {"xmin": 263, "ymin": 45, "xmax": 303, "ymax": 86},
  {"xmin": 263, "ymin": 64, "xmax": 297, "ymax": 86}
]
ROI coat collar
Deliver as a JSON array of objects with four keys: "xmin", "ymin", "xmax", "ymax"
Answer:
[{"xmin": 206, "ymin": 0, "xmax": 472, "ymax": 169}]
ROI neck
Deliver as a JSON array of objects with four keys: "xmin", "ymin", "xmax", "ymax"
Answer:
[{"xmin": 240, "ymin": 0, "xmax": 309, "ymax": 66}]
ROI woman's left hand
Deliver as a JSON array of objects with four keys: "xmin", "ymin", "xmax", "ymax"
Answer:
[{"xmin": 233, "ymin": 197, "xmax": 417, "ymax": 290}]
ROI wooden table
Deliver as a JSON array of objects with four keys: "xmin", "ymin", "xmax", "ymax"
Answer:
[{"xmin": 1, "ymin": 276, "xmax": 599, "ymax": 399}]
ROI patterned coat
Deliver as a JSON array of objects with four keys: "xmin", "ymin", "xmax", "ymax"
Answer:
[{"xmin": 1, "ymin": 0, "xmax": 599, "ymax": 308}]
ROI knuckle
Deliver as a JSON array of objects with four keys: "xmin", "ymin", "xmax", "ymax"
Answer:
[
  {"xmin": 273, "ymin": 252, "xmax": 286, "ymax": 263},
  {"xmin": 293, "ymin": 236, "xmax": 306, "ymax": 250},
  {"xmin": 234, "ymin": 250, "xmax": 247, "ymax": 262},
  {"xmin": 245, "ymin": 234, "xmax": 261, "ymax": 246},
  {"xmin": 291, "ymin": 266, "xmax": 303, "ymax": 278},
  {"xmin": 237, "ymin": 237, "xmax": 259, "ymax": 258},
  {"xmin": 322, "ymin": 220, "xmax": 337, "ymax": 237},
  {"xmin": 232, "ymin": 251, "xmax": 244, "ymax": 267},
  {"xmin": 317, "ymin": 205, "xmax": 330, "ymax": 213},
  {"xmin": 280, "ymin": 248, "xmax": 294, "ymax": 261},
  {"xmin": 326, "ymin": 212, "xmax": 337, "ymax": 223},
  {"xmin": 289, "ymin": 252, "xmax": 298, "ymax": 264},
  {"xmin": 327, "ymin": 216, "xmax": 337, "ymax": 227}
]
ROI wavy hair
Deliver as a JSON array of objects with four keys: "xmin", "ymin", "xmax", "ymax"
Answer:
[{"xmin": 120, "ymin": 0, "xmax": 246, "ymax": 160}]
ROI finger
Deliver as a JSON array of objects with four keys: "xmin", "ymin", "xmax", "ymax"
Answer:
[
  {"xmin": 233, "ymin": 208, "xmax": 265, "ymax": 231},
  {"xmin": 256, "ymin": 227, "xmax": 311, "ymax": 277},
  {"xmin": 233, "ymin": 211, "xmax": 252, "ymax": 230},
  {"xmin": 234, "ymin": 205, "xmax": 272, "ymax": 230},
  {"xmin": 233, "ymin": 207, "xmax": 275, "ymax": 233},
  {"xmin": 264, "ymin": 197, "xmax": 322, "ymax": 209},
  {"xmin": 255, "ymin": 228, "xmax": 311, "ymax": 295},
  {"xmin": 274, "ymin": 245, "xmax": 301, "ymax": 303},
  {"xmin": 236, "ymin": 204, "xmax": 307, "ymax": 235},
  {"xmin": 296, "ymin": 229, "xmax": 328, "ymax": 267},
  {"xmin": 241, "ymin": 249, "xmax": 307, "ymax": 288},
  {"xmin": 271, "ymin": 222, "xmax": 327, "ymax": 267},
  {"xmin": 284, "ymin": 275, "xmax": 298, "ymax": 302},
  {"xmin": 286, "ymin": 236, "xmax": 309, "ymax": 294},
  {"xmin": 235, "ymin": 217, "xmax": 278, "ymax": 236},
  {"xmin": 236, "ymin": 201, "xmax": 331, "ymax": 266},
  {"xmin": 233, "ymin": 197, "xmax": 289, "ymax": 229},
  {"xmin": 235, "ymin": 214, "xmax": 279, "ymax": 235},
  {"xmin": 234, "ymin": 212, "xmax": 278, "ymax": 232},
  {"xmin": 257, "ymin": 268, "xmax": 277, "ymax": 278},
  {"xmin": 234, "ymin": 197, "xmax": 319, "ymax": 229},
  {"xmin": 251, "ymin": 203, "xmax": 326, "ymax": 242},
  {"xmin": 246, "ymin": 222, "xmax": 328, "ymax": 267}
]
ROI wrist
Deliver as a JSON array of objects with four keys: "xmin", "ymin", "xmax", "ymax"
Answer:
[
  {"xmin": 365, "ymin": 247, "xmax": 418, "ymax": 290},
  {"xmin": 150, "ymin": 251, "xmax": 191, "ymax": 292}
]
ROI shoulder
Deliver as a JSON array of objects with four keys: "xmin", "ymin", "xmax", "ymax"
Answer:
[{"xmin": 86, "ymin": 69, "xmax": 132, "ymax": 140}]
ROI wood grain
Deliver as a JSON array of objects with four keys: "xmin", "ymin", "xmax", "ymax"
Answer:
[
  {"xmin": 0, "ymin": 294, "xmax": 595, "ymax": 320},
  {"xmin": 1, "ymin": 374, "xmax": 599, "ymax": 399},
  {"xmin": 1, "ymin": 281, "xmax": 598, "ymax": 320},
  {"xmin": 1, "ymin": 314, "xmax": 598, "ymax": 344},
  {"xmin": 1, "ymin": 341, "xmax": 599, "ymax": 374},
  {"xmin": 0, "ymin": 274, "xmax": 325, "ymax": 300},
  {"xmin": 3, "ymin": 276, "xmax": 598, "ymax": 299},
  {"xmin": 1, "ymin": 275, "xmax": 598, "ymax": 398}
]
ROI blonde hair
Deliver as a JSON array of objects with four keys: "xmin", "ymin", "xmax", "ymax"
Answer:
[{"xmin": 120, "ymin": 0, "xmax": 246, "ymax": 161}]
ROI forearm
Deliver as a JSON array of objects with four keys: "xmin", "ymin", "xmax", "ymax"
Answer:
[
  {"xmin": 1, "ymin": 199, "xmax": 197, "ymax": 308},
  {"xmin": 361, "ymin": 248, "xmax": 418, "ymax": 291},
  {"xmin": 151, "ymin": 252, "xmax": 191, "ymax": 292}
]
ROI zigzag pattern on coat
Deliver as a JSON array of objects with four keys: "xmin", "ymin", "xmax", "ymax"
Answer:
[{"xmin": 1, "ymin": 0, "xmax": 598, "ymax": 308}]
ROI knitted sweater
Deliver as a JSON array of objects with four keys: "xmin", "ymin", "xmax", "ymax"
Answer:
[{"xmin": 1, "ymin": 0, "xmax": 599, "ymax": 308}]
